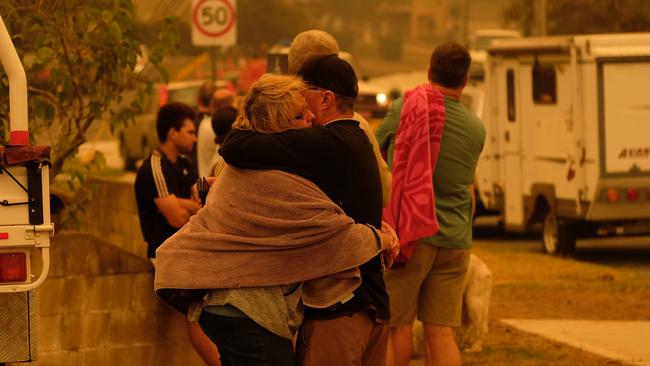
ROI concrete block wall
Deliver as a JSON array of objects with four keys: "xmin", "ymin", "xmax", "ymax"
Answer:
[
  {"xmin": 12, "ymin": 232, "xmax": 203, "ymax": 366},
  {"xmin": 78, "ymin": 174, "xmax": 148, "ymax": 259}
]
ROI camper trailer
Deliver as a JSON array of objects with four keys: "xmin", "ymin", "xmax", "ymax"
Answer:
[{"xmin": 477, "ymin": 33, "xmax": 650, "ymax": 255}]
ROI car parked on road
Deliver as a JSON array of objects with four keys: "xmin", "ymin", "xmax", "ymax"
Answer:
[{"xmin": 369, "ymin": 70, "xmax": 485, "ymax": 119}]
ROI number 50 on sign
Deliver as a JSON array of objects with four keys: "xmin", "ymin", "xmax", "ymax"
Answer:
[{"xmin": 191, "ymin": 0, "xmax": 237, "ymax": 47}]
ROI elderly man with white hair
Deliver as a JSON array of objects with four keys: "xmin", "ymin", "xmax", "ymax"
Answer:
[{"xmin": 288, "ymin": 29, "xmax": 393, "ymax": 207}]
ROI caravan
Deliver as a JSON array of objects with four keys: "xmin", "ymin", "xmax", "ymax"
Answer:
[{"xmin": 477, "ymin": 33, "xmax": 650, "ymax": 254}]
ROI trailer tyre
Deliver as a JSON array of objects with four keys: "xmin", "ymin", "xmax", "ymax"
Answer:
[{"xmin": 542, "ymin": 212, "xmax": 576, "ymax": 256}]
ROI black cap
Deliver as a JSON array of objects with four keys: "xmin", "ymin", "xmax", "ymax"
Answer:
[{"xmin": 297, "ymin": 54, "xmax": 358, "ymax": 99}]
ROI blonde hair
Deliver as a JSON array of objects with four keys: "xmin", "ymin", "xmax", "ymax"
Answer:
[
  {"xmin": 234, "ymin": 74, "xmax": 307, "ymax": 133},
  {"xmin": 288, "ymin": 29, "xmax": 340, "ymax": 74}
]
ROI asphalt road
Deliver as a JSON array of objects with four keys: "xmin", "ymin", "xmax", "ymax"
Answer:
[{"xmin": 473, "ymin": 220, "xmax": 650, "ymax": 267}]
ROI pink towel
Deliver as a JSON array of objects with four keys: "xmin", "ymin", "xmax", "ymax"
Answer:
[{"xmin": 383, "ymin": 84, "xmax": 446, "ymax": 265}]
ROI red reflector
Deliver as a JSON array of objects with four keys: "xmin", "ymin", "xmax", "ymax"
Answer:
[
  {"xmin": 159, "ymin": 85, "xmax": 169, "ymax": 106},
  {"xmin": 0, "ymin": 252, "xmax": 27, "ymax": 282},
  {"xmin": 647, "ymin": 189, "xmax": 650, "ymax": 201},
  {"xmin": 0, "ymin": 232, "xmax": 8, "ymax": 239},
  {"xmin": 627, "ymin": 188, "xmax": 639, "ymax": 202}
]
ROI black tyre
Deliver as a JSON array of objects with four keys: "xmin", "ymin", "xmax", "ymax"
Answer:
[{"xmin": 542, "ymin": 212, "xmax": 577, "ymax": 256}]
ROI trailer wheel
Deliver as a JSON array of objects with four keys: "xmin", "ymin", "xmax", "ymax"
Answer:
[{"xmin": 542, "ymin": 212, "xmax": 576, "ymax": 256}]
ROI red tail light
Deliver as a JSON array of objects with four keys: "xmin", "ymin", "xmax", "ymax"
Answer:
[
  {"xmin": 606, "ymin": 188, "xmax": 619, "ymax": 203},
  {"xmin": 627, "ymin": 188, "xmax": 639, "ymax": 202},
  {"xmin": 647, "ymin": 189, "xmax": 650, "ymax": 201},
  {"xmin": 0, "ymin": 252, "xmax": 27, "ymax": 282}
]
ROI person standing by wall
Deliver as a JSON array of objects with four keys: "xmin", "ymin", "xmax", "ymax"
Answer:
[{"xmin": 134, "ymin": 102, "xmax": 221, "ymax": 366}]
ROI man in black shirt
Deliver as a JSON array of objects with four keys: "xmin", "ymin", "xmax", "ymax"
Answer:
[
  {"xmin": 134, "ymin": 102, "xmax": 220, "ymax": 366},
  {"xmin": 220, "ymin": 55, "xmax": 394, "ymax": 366},
  {"xmin": 135, "ymin": 103, "xmax": 200, "ymax": 258}
]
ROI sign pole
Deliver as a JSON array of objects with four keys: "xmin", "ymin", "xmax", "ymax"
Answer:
[
  {"xmin": 191, "ymin": 0, "xmax": 236, "ymax": 84},
  {"xmin": 210, "ymin": 46, "xmax": 218, "ymax": 82}
]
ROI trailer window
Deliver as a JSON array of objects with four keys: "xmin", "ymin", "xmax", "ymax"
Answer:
[
  {"xmin": 507, "ymin": 69, "xmax": 515, "ymax": 121},
  {"xmin": 532, "ymin": 64, "xmax": 557, "ymax": 104}
]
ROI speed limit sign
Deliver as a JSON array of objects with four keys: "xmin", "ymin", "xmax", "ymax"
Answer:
[{"xmin": 191, "ymin": 0, "xmax": 237, "ymax": 47}]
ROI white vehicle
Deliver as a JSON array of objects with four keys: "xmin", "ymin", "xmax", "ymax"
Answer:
[
  {"xmin": 478, "ymin": 33, "xmax": 650, "ymax": 254},
  {"xmin": 366, "ymin": 70, "xmax": 428, "ymax": 101},
  {"xmin": 469, "ymin": 29, "xmax": 521, "ymax": 82},
  {"xmin": 0, "ymin": 16, "xmax": 54, "ymax": 363},
  {"xmin": 470, "ymin": 29, "xmax": 522, "ymax": 51}
]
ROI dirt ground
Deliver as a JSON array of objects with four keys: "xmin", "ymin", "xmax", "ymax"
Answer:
[{"xmin": 409, "ymin": 231, "xmax": 650, "ymax": 366}]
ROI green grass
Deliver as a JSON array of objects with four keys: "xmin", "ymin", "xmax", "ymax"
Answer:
[
  {"xmin": 409, "ymin": 236, "xmax": 649, "ymax": 365},
  {"xmin": 501, "ymin": 346, "xmax": 547, "ymax": 359}
]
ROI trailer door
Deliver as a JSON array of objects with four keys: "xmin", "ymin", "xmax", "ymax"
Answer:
[
  {"xmin": 500, "ymin": 59, "xmax": 525, "ymax": 229},
  {"xmin": 599, "ymin": 58, "xmax": 650, "ymax": 177}
]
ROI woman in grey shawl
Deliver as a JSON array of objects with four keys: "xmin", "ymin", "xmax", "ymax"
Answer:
[{"xmin": 154, "ymin": 74, "xmax": 399, "ymax": 366}]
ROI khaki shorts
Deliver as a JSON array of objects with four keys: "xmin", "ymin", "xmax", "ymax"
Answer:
[
  {"xmin": 385, "ymin": 243, "xmax": 470, "ymax": 327},
  {"xmin": 296, "ymin": 312, "xmax": 389, "ymax": 366}
]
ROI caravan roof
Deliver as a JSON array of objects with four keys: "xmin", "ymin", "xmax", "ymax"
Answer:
[{"xmin": 488, "ymin": 33, "xmax": 650, "ymax": 58}]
